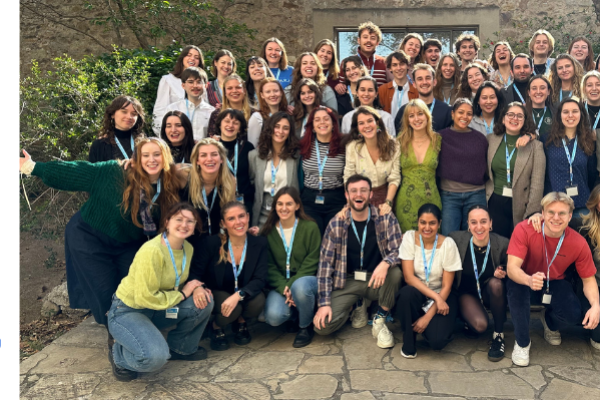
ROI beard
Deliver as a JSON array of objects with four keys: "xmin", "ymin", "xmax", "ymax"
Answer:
[{"xmin": 349, "ymin": 198, "xmax": 370, "ymax": 212}]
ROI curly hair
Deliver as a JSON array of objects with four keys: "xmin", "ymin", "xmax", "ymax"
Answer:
[
  {"xmin": 215, "ymin": 108, "xmax": 249, "ymax": 145},
  {"xmin": 492, "ymin": 101, "xmax": 537, "ymax": 137},
  {"xmin": 544, "ymin": 98, "xmax": 596, "ymax": 156},
  {"xmin": 257, "ymin": 112, "xmax": 300, "ymax": 160},
  {"xmin": 454, "ymin": 33, "xmax": 481, "ymax": 54},
  {"xmin": 99, "ymin": 95, "xmax": 146, "ymax": 145},
  {"xmin": 357, "ymin": 21, "xmax": 382, "ymax": 43},
  {"xmin": 299, "ymin": 106, "xmax": 344, "ymax": 159},
  {"xmin": 344, "ymin": 106, "xmax": 396, "ymax": 162},
  {"xmin": 548, "ymin": 54, "xmax": 584, "ymax": 104},
  {"xmin": 458, "ymin": 64, "xmax": 489, "ymax": 98}
]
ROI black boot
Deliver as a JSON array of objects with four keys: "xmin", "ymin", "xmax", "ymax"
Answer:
[
  {"xmin": 108, "ymin": 347, "xmax": 138, "ymax": 381},
  {"xmin": 170, "ymin": 347, "xmax": 208, "ymax": 361},
  {"xmin": 293, "ymin": 324, "xmax": 314, "ymax": 348},
  {"xmin": 210, "ymin": 327, "xmax": 230, "ymax": 351},
  {"xmin": 233, "ymin": 322, "xmax": 252, "ymax": 346}
]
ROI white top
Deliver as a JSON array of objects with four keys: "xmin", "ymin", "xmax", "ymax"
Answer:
[
  {"xmin": 153, "ymin": 74, "xmax": 185, "ymax": 135},
  {"xmin": 398, "ymin": 230, "xmax": 462, "ymax": 293},
  {"xmin": 391, "ymin": 80, "xmax": 410, "ymax": 121},
  {"xmin": 277, "ymin": 226, "xmax": 294, "ymax": 244},
  {"xmin": 166, "ymin": 99, "xmax": 215, "ymax": 141},
  {"xmin": 341, "ymin": 109, "xmax": 396, "ymax": 137},
  {"xmin": 247, "ymin": 113, "xmax": 264, "ymax": 147},
  {"xmin": 263, "ymin": 158, "xmax": 288, "ymax": 195}
]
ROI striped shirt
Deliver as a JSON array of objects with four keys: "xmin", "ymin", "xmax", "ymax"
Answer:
[{"xmin": 302, "ymin": 140, "xmax": 345, "ymax": 190}]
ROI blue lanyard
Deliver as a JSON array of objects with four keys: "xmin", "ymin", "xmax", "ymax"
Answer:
[
  {"xmin": 560, "ymin": 90, "xmax": 572, "ymax": 102},
  {"xmin": 542, "ymin": 223, "xmax": 565, "ymax": 291},
  {"xmin": 444, "ymin": 84, "xmax": 454, "ymax": 105},
  {"xmin": 469, "ymin": 237, "xmax": 491, "ymax": 303},
  {"xmin": 513, "ymin": 85, "xmax": 525, "ymax": 103},
  {"xmin": 201, "ymin": 187, "xmax": 218, "ymax": 234},
  {"xmin": 279, "ymin": 218, "xmax": 299, "ymax": 279},
  {"xmin": 534, "ymin": 59, "xmax": 552, "ymax": 76},
  {"xmin": 407, "ymin": 74, "xmax": 414, "ymax": 85},
  {"xmin": 420, "ymin": 233, "xmax": 439, "ymax": 285},
  {"xmin": 275, "ymin": 68, "xmax": 281, "ymax": 80},
  {"xmin": 228, "ymin": 237, "xmax": 248, "ymax": 292},
  {"xmin": 350, "ymin": 208, "xmax": 371, "ymax": 271},
  {"xmin": 226, "ymin": 142, "xmax": 239, "ymax": 194},
  {"xmin": 163, "ymin": 232, "xmax": 187, "ymax": 290},
  {"xmin": 114, "ymin": 135, "xmax": 134, "ymax": 160},
  {"xmin": 562, "ymin": 136, "xmax": 578, "ymax": 184},
  {"xmin": 150, "ymin": 179, "xmax": 161, "ymax": 208},
  {"xmin": 358, "ymin": 52, "xmax": 375, "ymax": 76},
  {"xmin": 498, "ymin": 71, "xmax": 513, "ymax": 88},
  {"xmin": 270, "ymin": 158, "xmax": 281, "ymax": 196},
  {"xmin": 483, "ymin": 118, "xmax": 494, "ymax": 134},
  {"xmin": 185, "ymin": 99, "xmax": 196, "ymax": 122},
  {"xmin": 586, "ymin": 102, "xmax": 600, "ymax": 130},
  {"xmin": 324, "ymin": 70, "xmax": 329, "ymax": 78},
  {"xmin": 504, "ymin": 134, "xmax": 517, "ymax": 184},
  {"xmin": 428, "ymin": 98, "xmax": 436, "ymax": 113},
  {"xmin": 347, "ymin": 85, "xmax": 354, "ymax": 104},
  {"xmin": 533, "ymin": 107, "xmax": 547, "ymax": 133},
  {"xmin": 315, "ymin": 141, "xmax": 329, "ymax": 192}
]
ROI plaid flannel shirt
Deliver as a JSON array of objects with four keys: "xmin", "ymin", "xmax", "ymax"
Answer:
[{"xmin": 317, "ymin": 204, "xmax": 403, "ymax": 307}]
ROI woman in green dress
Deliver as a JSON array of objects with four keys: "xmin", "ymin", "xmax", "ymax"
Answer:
[{"xmin": 395, "ymin": 99, "xmax": 442, "ymax": 232}]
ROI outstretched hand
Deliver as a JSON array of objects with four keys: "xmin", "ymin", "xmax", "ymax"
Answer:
[{"xmin": 19, "ymin": 149, "xmax": 32, "ymax": 170}]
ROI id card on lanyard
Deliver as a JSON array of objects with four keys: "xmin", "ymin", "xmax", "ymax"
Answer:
[
  {"xmin": 229, "ymin": 237, "xmax": 248, "ymax": 292},
  {"xmin": 502, "ymin": 134, "xmax": 517, "ymax": 197},
  {"xmin": 469, "ymin": 237, "xmax": 490, "ymax": 303},
  {"xmin": 541, "ymin": 223, "xmax": 565, "ymax": 304},
  {"xmin": 279, "ymin": 219, "xmax": 298, "ymax": 279},
  {"xmin": 533, "ymin": 107, "xmax": 547, "ymax": 136},
  {"xmin": 226, "ymin": 142, "xmax": 243, "ymax": 202},
  {"xmin": 115, "ymin": 135, "xmax": 135, "ymax": 160},
  {"xmin": 163, "ymin": 232, "xmax": 187, "ymax": 319},
  {"xmin": 350, "ymin": 209, "xmax": 371, "ymax": 281},
  {"xmin": 420, "ymin": 233, "xmax": 439, "ymax": 287},
  {"xmin": 202, "ymin": 187, "xmax": 218, "ymax": 234},
  {"xmin": 562, "ymin": 137, "xmax": 579, "ymax": 197},
  {"xmin": 315, "ymin": 141, "xmax": 329, "ymax": 204}
]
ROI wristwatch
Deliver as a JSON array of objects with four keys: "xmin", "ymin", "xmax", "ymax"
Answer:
[
  {"xmin": 385, "ymin": 199, "xmax": 393, "ymax": 207},
  {"xmin": 237, "ymin": 290, "xmax": 246, "ymax": 301}
]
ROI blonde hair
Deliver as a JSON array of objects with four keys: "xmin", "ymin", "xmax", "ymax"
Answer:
[
  {"xmin": 581, "ymin": 70, "xmax": 600, "ymax": 102},
  {"xmin": 188, "ymin": 138, "xmax": 236, "ymax": 210},
  {"xmin": 540, "ymin": 191, "xmax": 575, "ymax": 213},
  {"xmin": 357, "ymin": 21, "xmax": 382, "ymax": 43},
  {"xmin": 221, "ymin": 74, "xmax": 252, "ymax": 121},
  {"xmin": 548, "ymin": 54, "xmax": 584, "ymax": 104},
  {"xmin": 397, "ymin": 99, "xmax": 439, "ymax": 155},
  {"xmin": 583, "ymin": 185, "xmax": 600, "ymax": 257},
  {"xmin": 528, "ymin": 30, "xmax": 555, "ymax": 58}
]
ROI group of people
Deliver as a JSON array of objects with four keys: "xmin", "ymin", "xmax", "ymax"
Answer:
[{"xmin": 18, "ymin": 21, "xmax": 600, "ymax": 381}]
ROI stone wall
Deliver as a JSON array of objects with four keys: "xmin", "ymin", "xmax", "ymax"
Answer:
[{"xmin": 21, "ymin": 0, "xmax": 600, "ymax": 75}]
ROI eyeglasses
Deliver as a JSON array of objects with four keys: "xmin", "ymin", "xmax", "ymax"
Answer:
[
  {"xmin": 185, "ymin": 80, "xmax": 204, "ymax": 85},
  {"xmin": 506, "ymin": 112, "xmax": 525, "ymax": 121}
]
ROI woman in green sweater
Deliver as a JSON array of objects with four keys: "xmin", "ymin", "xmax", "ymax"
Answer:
[
  {"xmin": 261, "ymin": 186, "xmax": 321, "ymax": 347},
  {"xmin": 18, "ymin": 138, "xmax": 184, "ymax": 329},
  {"xmin": 107, "ymin": 202, "xmax": 213, "ymax": 381}
]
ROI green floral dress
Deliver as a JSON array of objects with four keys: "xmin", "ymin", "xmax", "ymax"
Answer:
[{"xmin": 395, "ymin": 138, "xmax": 442, "ymax": 233}]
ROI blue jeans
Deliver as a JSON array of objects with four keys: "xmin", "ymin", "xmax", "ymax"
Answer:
[
  {"xmin": 507, "ymin": 278, "xmax": 581, "ymax": 347},
  {"xmin": 440, "ymin": 189, "xmax": 487, "ymax": 236},
  {"xmin": 107, "ymin": 294, "xmax": 214, "ymax": 373},
  {"xmin": 264, "ymin": 276, "xmax": 318, "ymax": 329}
]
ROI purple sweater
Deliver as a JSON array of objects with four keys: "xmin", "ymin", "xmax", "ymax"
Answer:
[{"xmin": 437, "ymin": 128, "xmax": 488, "ymax": 185}]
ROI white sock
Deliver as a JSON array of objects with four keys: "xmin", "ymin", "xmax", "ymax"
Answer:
[{"xmin": 493, "ymin": 332, "xmax": 504, "ymax": 339}]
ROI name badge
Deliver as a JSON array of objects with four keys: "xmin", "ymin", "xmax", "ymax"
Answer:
[
  {"xmin": 566, "ymin": 185, "xmax": 578, "ymax": 197},
  {"xmin": 315, "ymin": 195, "xmax": 325, "ymax": 205},
  {"xmin": 502, "ymin": 186, "xmax": 513, "ymax": 198},
  {"xmin": 542, "ymin": 291, "xmax": 552, "ymax": 305},
  {"xmin": 236, "ymin": 194, "xmax": 244, "ymax": 203},
  {"xmin": 354, "ymin": 271, "xmax": 367, "ymax": 281},
  {"xmin": 166, "ymin": 307, "xmax": 179, "ymax": 319}
]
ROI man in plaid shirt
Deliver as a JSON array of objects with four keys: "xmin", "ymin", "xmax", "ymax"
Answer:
[{"xmin": 313, "ymin": 174, "xmax": 403, "ymax": 348}]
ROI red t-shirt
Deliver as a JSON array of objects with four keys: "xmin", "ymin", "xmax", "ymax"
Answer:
[{"xmin": 507, "ymin": 221, "xmax": 596, "ymax": 280}]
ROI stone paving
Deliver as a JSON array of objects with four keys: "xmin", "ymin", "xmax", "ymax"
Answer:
[{"xmin": 20, "ymin": 315, "xmax": 600, "ymax": 399}]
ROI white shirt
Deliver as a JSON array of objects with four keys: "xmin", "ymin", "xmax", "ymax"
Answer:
[
  {"xmin": 247, "ymin": 113, "xmax": 264, "ymax": 147},
  {"xmin": 153, "ymin": 74, "xmax": 185, "ymax": 135},
  {"xmin": 341, "ymin": 109, "xmax": 396, "ymax": 137},
  {"xmin": 391, "ymin": 80, "xmax": 410, "ymax": 121},
  {"xmin": 263, "ymin": 158, "xmax": 288, "ymax": 195},
  {"xmin": 166, "ymin": 99, "xmax": 215, "ymax": 141},
  {"xmin": 398, "ymin": 230, "xmax": 462, "ymax": 293}
]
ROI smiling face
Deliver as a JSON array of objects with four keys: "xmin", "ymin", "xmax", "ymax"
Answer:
[
  {"xmin": 494, "ymin": 44, "xmax": 511, "ymax": 66},
  {"xmin": 414, "ymin": 69, "xmax": 435, "ymax": 97},
  {"xmin": 357, "ymin": 80, "xmax": 377, "ymax": 106},
  {"xmin": 512, "ymin": 57, "xmax": 532, "ymax": 83},
  {"xmin": 182, "ymin": 76, "xmax": 205, "ymax": 100},
  {"xmin": 265, "ymin": 42, "xmax": 282, "ymax": 67},
  {"xmin": 248, "ymin": 61, "xmax": 267, "ymax": 82},
  {"xmin": 112, "ymin": 103, "xmax": 139, "ymax": 131},
  {"xmin": 220, "ymin": 114, "xmax": 241, "ymax": 141},
  {"xmin": 196, "ymin": 144, "xmax": 223, "ymax": 175},
  {"xmin": 407, "ymin": 106, "xmax": 427, "ymax": 131},
  {"xmin": 165, "ymin": 210, "xmax": 197, "ymax": 240},
  {"xmin": 440, "ymin": 56, "xmax": 456, "ymax": 79},
  {"xmin": 417, "ymin": 212, "xmax": 440, "ymax": 239},
  {"xmin": 301, "ymin": 55, "xmax": 318, "ymax": 79},
  {"xmin": 570, "ymin": 40, "xmax": 589, "ymax": 65},
  {"xmin": 528, "ymin": 78, "xmax": 550, "ymax": 107},
  {"xmin": 214, "ymin": 55, "xmax": 234, "ymax": 78},
  {"xmin": 273, "ymin": 117, "xmax": 290, "ymax": 145},
  {"xmin": 356, "ymin": 112, "xmax": 378, "ymax": 140},
  {"xmin": 561, "ymin": 102, "xmax": 581, "ymax": 129},
  {"xmin": 479, "ymin": 87, "xmax": 498, "ymax": 115},
  {"xmin": 533, "ymin": 34, "xmax": 550, "ymax": 57},
  {"xmin": 542, "ymin": 201, "xmax": 572, "ymax": 236},
  {"xmin": 165, "ymin": 116, "xmax": 186, "ymax": 146},
  {"xmin": 224, "ymin": 79, "xmax": 245, "ymax": 104},
  {"xmin": 299, "ymin": 85, "xmax": 316, "ymax": 107},
  {"xmin": 452, "ymin": 103, "xmax": 474, "ymax": 129},
  {"xmin": 222, "ymin": 206, "xmax": 249, "ymax": 238},
  {"xmin": 260, "ymin": 82, "xmax": 282, "ymax": 106},
  {"xmin": 424, "ymin": 46, "xmax": 440, "ymax": 67},
  {"xmin": 345, "ymin": 61, "xmax": 363, "ymax": 83},
  {"xmin": 390, "ymin": 57, "xmax": 408, "ymax": 81},
  {"xmin": 467, "ymin": 209, "xmax": 492, "ymax": 244},
  {"xmin": 403, "ymin": 38, "xmax": 422, "ymax": 59},
  {"xmin": 556, "ymin": 59, "xmax": 575, "ymax": 82},
  {"xmin": 183, "ymin": 49, "xmax": 201, "ymax": 68},
  {"xmin": 357, "ymin": 30, "xmax": 379, "ymax": 55},
  {"xmin": 458, "ymin": 40, "xmax": 477, "ymax": 63},
  {"xmin": 312, "ymin": 110, "xmax": 333, "ymax": 137},
  {"xmin": 140, "ymin": 142, "xmax": 164, "ymax": 181},
  {"xmin": 275, "ymin": 193, "xmax": 300, "ymax": 224},
  {"xmin": 316, "ymin": 45, "xmax": 333, "ymax": 69},
  {"xmin": 503, "ymin": 105, "xmax": 525, "ymax": 134},
  {"xmin": 467, "ymin": 67, "xmax": 484, "ymax": 92},
  {"xmin": 345, "ymin": 179, "xmax": 372, "ymax": 212},
  {"xmin": 585, "ymin": 76, "xmax": 600, "ymax": 105}
]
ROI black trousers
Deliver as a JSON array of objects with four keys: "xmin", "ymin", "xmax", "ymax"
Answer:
[
  {"xmin": 488, "ymin": 192, "xmax": 514, "ymax": 239},
  {"xmin": 65, "ymin": 212, "xmax": 144, "ymax": 326},
  {"xmin": 395, "ymin": 285, "xmax": 458, "ymax": 354},
  {"xmin": 301, "ymin": 187, "xmax": 346, "ymax": 235}
]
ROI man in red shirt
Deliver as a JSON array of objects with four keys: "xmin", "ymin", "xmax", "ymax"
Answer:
[{"xmin": 507, "ymin": 192, "xmax": 600, "ymax": 367}]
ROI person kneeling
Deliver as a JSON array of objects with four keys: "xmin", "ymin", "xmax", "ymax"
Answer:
[
  {"xmin": 313, "ymin": 174, "xmax": 403, "ymax": 348},
  {"xmin": 107, "ymin": 203, "xmax": 213, "ymax": 381},
  {"xmin": 507, "ymin": 192, "xmax": 600, "ymax": 367}
]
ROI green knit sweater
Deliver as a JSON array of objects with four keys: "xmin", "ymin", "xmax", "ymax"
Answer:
[
  {"xmin": 32, "ymin": 160, "xmax": 145, "ymax": 243},
  {"xmin": 266, "ymin": 219, "xmax": 321, "ymax": 295},
  {"xmin": 116, "ymin": 235, "xmax": 194, "ymax": 310}
]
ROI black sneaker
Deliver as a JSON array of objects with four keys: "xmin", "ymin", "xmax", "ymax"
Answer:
[
  {"xmin": 170, "ymin": 346, "xmax": 208, "ymax": 361},
  {"xmin": 210, "ymin": 328, "xmax": 230, "ymax": 351},
  {"xmin": 108, "ymin": 347, "xmax": 138, "ymax": 381},
  {"xmin": 234, "ymin": 322, "xmax": 252, "ymax": 346},
  {"xmin": 488, "ymin": 334, "xmax": 505, "ymax": 362},
  {"xmin": 293, "ymin": 325, "xmax": 314, "ymax": 348},
  {"xmin": 285, "ymin": 320, "xmax": 300, "ymax": 333}
]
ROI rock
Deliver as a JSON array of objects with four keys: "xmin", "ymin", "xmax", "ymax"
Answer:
[
  {"xmin": 21, "ymin": 374, "xmax": 101, "ymax": 399},
  {"xmin": 349, "ymin": 370, "xmax": 426, "ymax": 393},
  {"xmin": 28, "ymin": 345, "xmax": 109, "ymax": 374},
  {"xmin": 298, "ymin": 356, "xmax": 344, "ymax": 374},
  {"xmin": 511, "ymin": 365, "xmax": 548, "ymax": 390},
  {"xmin": 90, "ymin": 379, "xmax": 148, "ymax": 399},
  {"xmin": 41, "ymin": 282, "xmax": 89, "ymax": 318},
  {"xmin": 383, "ymin": 395, "xmax": 464, "ymax": 400},
  {"xmin": 274, "ymin": 375, "xmax": 338, "ymax": 399},
  {"xmin": 470, "ymin": 351, "xmax": 514, "ymax": 370},
  {"xmin": 541, "ymin": 378, "xmax": 600, "ymax": 399},
  {"xmin": 218, "ymin": 351, "xmax": 304, "ymax": 380},
  {"xmin": 548, "ymin": 366, "xmax": 600, "ymax": 389},
  {"xmin": 40, "ymin": 300, "xmax": 59, "ymax": 318},
  {"xmin": 390, "ymin": 346, "xmax": 471, "ymax": 372},
  {"xmin": 45, "ymin": 282, "xmax": 70, "ymax": 307},
  {"xmin": 343, "ymin": 340, "xmax": 388, "ymax": 370},
  {"xmin": 428, "ymin": 371, "xmax": 534, "ymax": 398},
  {"xmin": 218, "ymin": 382, "xmax": 272, "ymax": 400},
  {"xmin": 341, "ymin": 392, "xmax": 376, "ymax": 400}
]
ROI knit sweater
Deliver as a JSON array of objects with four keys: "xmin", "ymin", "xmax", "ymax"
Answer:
[
  {"xmin": 437, "ymin": 128, "xmax": 489, "ymax": 185},
  {"xmin": 32, "ymin": 160, "xmax": 147, "ymax": 243},
  {"xmin": 266, "ymin": 219, "xmax": 321, "ymax": 295},
  {"xmin": 116, "ymin": 235, "xmax": 193, "ymax": 310}
]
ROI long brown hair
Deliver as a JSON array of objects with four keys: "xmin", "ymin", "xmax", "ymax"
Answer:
[
  {"xmin": 257, "ymin": 112, "xmax": 299, "ymax": 160},
  {"xmin": 211, "ymin": 49, "xmax": 236, "ymax": 79},
  {"xmin": 171, "ymin": 45, "xmax": 205, "ymax": 78},
  {"xmin": 290, "ymin": 52, "xmax": 326, "ymax": 88},
  {"xmin": 488, "ymin": 42, "xmax": 515, "ymax": 70},
  {"xmin": 458, "ymin": 64, "xmax": 489, "ymax": 98},
  {"xmin": 397, "ymin": 99, "xmax": 439, "ymax": 156},
  {"xmin": 299, "ymin": 106, "xmax": 344, "ymax": 159},
  {"xmin": 291, "ymin": 78, "xmax": 323, "ymax": 130},
  {"xmin": 99, "ymin": 95, "xmax": 146, "ymax": 145},
  {"xmin": 260, "ymin": 38, "xmax": 290, "ymax": 70},
  {"xmin": 399, "ymin": 33, "xmax": 424, "ymax": 64},
  {"xmin": 549, "ymin": 54, "xmax": 584, "ymax": 104},
  {"xmin": 256, "ymin": 77, "xmax": 288, "ymax": 119},
  {"xmin": 313, "ymin": 39, "xmax": 340, "ymax": 80},
  {"xmin": 122, "ymin": 137, "xmax": 181, "ymax": 229},
  {"xmin": 568, "ymin": 36, "xmax": 595, "ymax": 72},
  {"xmin": 344, "ymin": 106, "xmax": 396, "ymax": 162},
  {"xmin": 544, "ymin": 98, "xmax": 596, "ymax": 156},
  {"xmin": 433, "ymin": 53, "xmax": 461, "ymax": 102},
  {"xmin": 260, "ymin": 186, "xmax": 314, "ymax": 236},
  {"xmin": 582, "ymin": 184, "xmax": 600, "ymax": 257},
  {"xmin": 217, "ymin": 201, "xmax": 249, "ymax": 263}
]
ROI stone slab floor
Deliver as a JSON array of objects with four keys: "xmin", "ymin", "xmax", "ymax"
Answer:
[{"xmin": 20, "ymin": 316, "xmax": 600, "ymax": 399}]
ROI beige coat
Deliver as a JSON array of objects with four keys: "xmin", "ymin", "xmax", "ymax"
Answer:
[{"xmin": 485, "ymin": 134, "xmax": 546, "ymax": 227}]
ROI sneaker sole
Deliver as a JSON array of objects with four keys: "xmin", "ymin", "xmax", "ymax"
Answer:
[
  {"xmin": 488, "ymin": 354, "xmax": 504, "ymax": 362},
  {"xmin": 352, "ymin": 319, "xmax": 368, "ymax": 329},
  {"xmin": 511, "ymin": 358, "xmax": 529, "ymax": 367},
  {"xmin": 544, "ymin": 337, "xmax": 562, "ymax": 346},
  {"xmin": 401, "ymin": 350, "xmax": 417, "ymax": 358},
  {"xmin": 377, "ymin": 339, "xmax": 395, "ymax": 349}
]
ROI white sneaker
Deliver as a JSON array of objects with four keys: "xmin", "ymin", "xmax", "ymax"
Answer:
[
  {"xmin": 401, "ymin": 348, "xmax": 417, "ymax": 358},
  {"xmin": 541, "ymin": 308, "xmax": 561, "ymax": 345},
  {"xmin": 511, "ymin": 341, "xmax": 531, "ymax": 367},
  {"xmin": 372, "ymin": 315, "xmax": 395, "ymax": 348},
  {"xmin": 351, "ymin": 299, "xmax": 369, "ymax": 329},
  {"xmin": 591, "ymin": 338, "xmax": 600, "ymax": 351}
]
